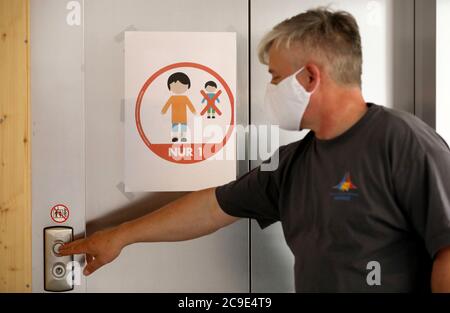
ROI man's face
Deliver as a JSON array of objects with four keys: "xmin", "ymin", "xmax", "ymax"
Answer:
[
  {"xmin": 170, "ymin": 81, "xmax": 189, "ymax": 94},
  {"xmin": 267, "ymin": 44, "xmax": 320, "ymax": 129}
]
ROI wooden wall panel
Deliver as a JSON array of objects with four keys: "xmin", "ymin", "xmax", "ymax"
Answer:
[{"xmin": 0, "ymin": 0, "xmax": 31, "ymax": 292}]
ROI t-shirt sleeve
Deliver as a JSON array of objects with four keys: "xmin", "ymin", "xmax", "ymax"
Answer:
[
  {"xmin": 215, "ymin": 146, "xmax": 290, "ymax": 229},
  {"xmin": 393, "ymin": 130, "xmax": 450, "ymax": 259}
]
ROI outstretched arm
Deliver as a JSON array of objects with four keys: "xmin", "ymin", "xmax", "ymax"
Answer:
[{"xmin": 58, "ymin": 188, "xmax": 239, "ymax": 276}]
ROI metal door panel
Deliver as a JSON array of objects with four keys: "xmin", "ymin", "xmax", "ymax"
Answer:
[
  {"xmin": 31, "ymin": 0, "xmax": 87, "ymax": 292},
  {"xmin": 250, "ymin": 0, "xmax": 415, "ymax": 292},
  {"xmin": 83, "ymin": 0, "xmax": 249, "ymax": 292}
]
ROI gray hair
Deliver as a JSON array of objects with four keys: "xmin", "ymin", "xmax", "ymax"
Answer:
[{"xmin": 258, "ymin": 7, "xmax": 363, "ymax": 87}]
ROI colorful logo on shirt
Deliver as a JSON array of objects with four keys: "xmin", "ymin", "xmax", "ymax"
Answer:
[
  {"xmin": 334, "ymin": 172, "xmax": 358, "ymax": 192},
  {"xmin": 330, "ymin": 172, "xmax": 359, "ymax": 201}
]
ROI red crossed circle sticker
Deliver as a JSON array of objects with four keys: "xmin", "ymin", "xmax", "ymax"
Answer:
[
  {"xmin": 50, "ymin": 204, "xmax": 70, "ymax": 224},
  {"xmin": 135, "ymin": 62, "xmax": 235, "ymax": 164}
]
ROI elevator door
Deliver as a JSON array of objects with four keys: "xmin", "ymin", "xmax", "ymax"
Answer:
[
  {"xmin": 31, "ymin": 0, "xmax": 249, "ymax": 293},
  {"xmin": 31, "ymin": 0, "xmax": 417, "ymax": 293},
  {"xmin": 83, "ymin": 0, "xmax": 249, "ymax": 292}
]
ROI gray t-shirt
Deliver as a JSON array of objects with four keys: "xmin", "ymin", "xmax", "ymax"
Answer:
[{"xmin": 215, "ymin": 103, "xmax": 450, "ymax": 292}]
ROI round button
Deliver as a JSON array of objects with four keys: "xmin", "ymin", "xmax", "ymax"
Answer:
[
  {"xmin": 52, "ymin": 263, "xmax": 66, "ymax": 279},
  {"xmin": 53, "ymin": 241, "xmax": 64, "ymax": 255}
]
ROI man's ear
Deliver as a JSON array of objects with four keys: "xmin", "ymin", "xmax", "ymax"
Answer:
[{"xmin": 304, "ymin": 63, "xmax": 321, "ymax": 93}]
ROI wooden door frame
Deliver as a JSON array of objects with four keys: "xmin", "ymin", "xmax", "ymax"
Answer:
[{"xmin": 0, "ymin": 0, "xmax": 31, "ymax": 292}]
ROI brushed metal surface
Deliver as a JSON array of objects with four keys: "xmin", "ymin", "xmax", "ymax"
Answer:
[
  {"xmin": 436, "ymin": 0, "xmax": 450, "ymax": 142},
  {"xmin": 31, "ymin": 0, "xmax": 87, "ymax": 293},
  {"xmin": 83, "ymin": 0, "xmax": 249, "ymax": 292},
  {"xmin": 414, "ymin": 0, "xmax": 437, "ymax": 129},
  {"xmin": 44, "ymin": 227, "xmax": 74, "ymax": 292},
  {"xmin": 31, "ymin": 0, "xmax": 422, "ymax": 293}
]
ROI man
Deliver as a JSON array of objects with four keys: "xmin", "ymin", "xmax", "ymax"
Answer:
[{"xmin": 60, "ymin": 8, "xmax": 450, "ymax": 292}]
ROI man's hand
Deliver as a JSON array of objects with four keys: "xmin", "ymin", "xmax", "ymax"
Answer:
[{"xmin": 58, "ymin": 227, "xmax": 125, "ymax": 276}]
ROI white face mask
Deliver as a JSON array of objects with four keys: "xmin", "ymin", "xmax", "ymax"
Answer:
[{"xmin": 264, "ymin": 67, "xmax": 315, "ymax": 131}]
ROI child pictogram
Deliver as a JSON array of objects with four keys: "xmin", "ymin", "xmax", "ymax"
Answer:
[
  {"xmin": 161, "ymin": 72, "xmax": 197, "ymax": 143},
  {"xmin": 200, "ymin": 81, "xmax": 222, "ymax": 119}
]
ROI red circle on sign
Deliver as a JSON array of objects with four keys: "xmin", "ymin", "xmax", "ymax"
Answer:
[
  {"xmin": 50, "ymin": 204, "xmax": 70, "ymax": 224},
  {"xmin": 135, "ymin": 62, "xmax": 235, "ymax": 164}
]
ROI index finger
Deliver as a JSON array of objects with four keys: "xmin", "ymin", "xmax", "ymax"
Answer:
[{"xmin": 58, "ymin": 238, "xmax": 89, "ymax": 256}]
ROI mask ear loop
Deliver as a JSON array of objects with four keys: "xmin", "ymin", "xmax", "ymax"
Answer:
[{"xmin": 294, "ymin": 66, "xmax": 305, "ymax": 77}]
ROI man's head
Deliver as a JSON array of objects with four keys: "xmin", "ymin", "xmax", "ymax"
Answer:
[
  {"xmin": 259, "ymin": 7, "xmax": 364, "ymax": 129},
  {"xmin": 204, "ymin": 81, "xmax": 218, "ymax": 93},
  {"xmin": 168, "ymin": 72, "xmax": 191, "ymax": 94}
]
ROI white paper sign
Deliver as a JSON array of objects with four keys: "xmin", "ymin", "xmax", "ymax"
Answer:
[{"xmin": 125, "ymin": 32, "xmax": 237, "ymax": 192}]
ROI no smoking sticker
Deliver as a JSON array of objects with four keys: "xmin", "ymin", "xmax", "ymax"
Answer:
[{"xmin": 50, "ymin": 204, "xmax": 70, "ymax": 224}]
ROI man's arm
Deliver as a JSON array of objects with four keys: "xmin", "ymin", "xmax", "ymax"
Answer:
[
  {"xmin": 432, "ymin": 247, "xmax": 450, "ymax": 292},
  {"xmin": 58, "ymin": 188, "xmax": 239, "ymax": 276}
]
